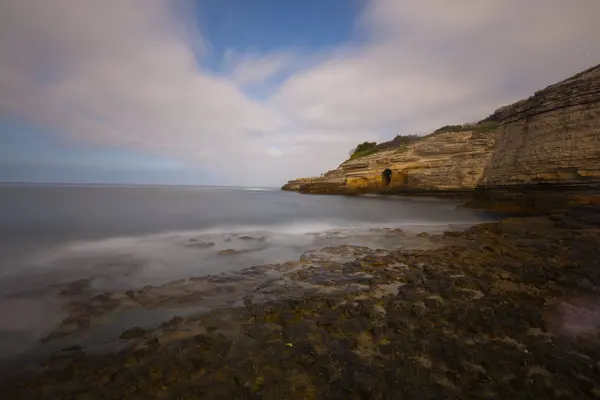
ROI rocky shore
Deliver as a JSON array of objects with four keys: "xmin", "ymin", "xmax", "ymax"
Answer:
[
  {"xmin": 3, "ymin": 205, "xmax": 600, "ymax": 399},
  {"xmin": 3, "ymin": 62, "xmax": 600, "ymax": 400}
]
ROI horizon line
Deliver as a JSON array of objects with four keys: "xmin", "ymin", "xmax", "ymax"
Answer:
[{"xmin": 0, "ymin": 181, "xmax": 281, "ymax": 189}]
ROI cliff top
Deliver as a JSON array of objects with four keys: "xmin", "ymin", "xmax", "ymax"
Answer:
[{"xmin": 482, "ymin": 63, "xmax": 600, "ymax": 124}]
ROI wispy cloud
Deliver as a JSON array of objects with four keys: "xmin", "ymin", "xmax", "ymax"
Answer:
[
  {"xmin": 224, "ymin": 49, "xmax": 294, "ymax": 86},
  {"xmin": 276, "ymin": 0, "xmax": 600, "ymax": 135},
  {"xmin": 1, "ymin": 0, "xmax": 599, "ymax": 185}
]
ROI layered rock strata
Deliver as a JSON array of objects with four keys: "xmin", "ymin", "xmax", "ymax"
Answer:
[
  {"xmin": 479, "ymin": 65, "xmax": 600, "ymax": 187},
  {"xmin": 282, "ymin": 63, "xmax": 600, "ymax": 204},
  {"xmin": 282, "ymin": 130, "xmax": 496, "ymax": 194}
]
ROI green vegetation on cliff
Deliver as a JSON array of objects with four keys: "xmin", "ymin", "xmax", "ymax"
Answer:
[
  {"xmin": 433, "ymin": 121, "xmax": 499, "ymax": 134},
  {"xmin": 343, "ymin": 121, "xmax": 498, "ymax": 164},
  {"xmin": 377, "ymin": 134, "xmax": 420, "ymax": 150},
  {"xmin": 353, "ymin": 141, "xmax": 377, "ymax": 153},
  {"xmin": 348, "ymin": 135, "xmax": 422, "ymax": 161},
  {"xmin": 349, "ymin": 141, "xmax": 378, "ymax": 160},
  {"xmin": 347, "ymin": 122, "xmax": 498, "ymax": 163}
]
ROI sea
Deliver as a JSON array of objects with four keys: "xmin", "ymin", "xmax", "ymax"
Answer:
[{"xmin": 0, "ymin": 184, "xmax": 499, "ymax": 361}]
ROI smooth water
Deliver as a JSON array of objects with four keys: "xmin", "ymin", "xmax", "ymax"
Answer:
[{"xmin": 0, "ymin": 184, "xmax": 498, "ymax": 357}]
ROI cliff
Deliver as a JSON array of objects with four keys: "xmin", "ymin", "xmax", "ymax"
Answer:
[
  {"xmin": 479, "ymin": 65, "xmax": 600, "ymax": 187},
  {"xmin": 282, "ymin": 63, "xmax": 600, "ymax": 201},
  {"xmin": 282, "ymin": 129, "xmax": 496, "ymax": 194}
]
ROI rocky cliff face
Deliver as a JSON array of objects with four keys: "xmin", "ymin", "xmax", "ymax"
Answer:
[
  {"xmin": 479, "ymin": 65, "xmax": 600, "ymax": 187},
  {"xmin": 282, "ymin": 130, "xmax": 496, "ymax": 194},
  {"xmin": 283, "ymin": 63, "xmax": 600, "ymax": 199}
]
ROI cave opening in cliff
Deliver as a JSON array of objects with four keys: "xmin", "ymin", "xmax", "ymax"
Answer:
[{"xmin": 382, "ymin": 168, "xmax": 392, "ymax": 186}]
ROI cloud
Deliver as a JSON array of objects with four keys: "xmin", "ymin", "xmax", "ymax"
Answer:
[
  {"xmin": 1, "ymin": 0, "xmax": 599, "ymax": 186},
  {"xmin": 0, "ymin": 0, "xmax": 291, "ymax": 184},
  {"xmin": 276, "ymin": 0, "xmax": 600, "ymax": 135},
  {"xmin": 224, "ymin": 50, "xmax": 294, "ymax": 86}
]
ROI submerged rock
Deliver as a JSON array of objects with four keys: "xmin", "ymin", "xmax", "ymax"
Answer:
[
  {"xmin": 185, "ymin": 240, "xmax": 215, "ymax": 249},
  {"xmin": 218, "ymin": 249, "xmax": 238, "ymax": 256},
  {"xmin": 58, "ymin": 279, "xmax": 91, "ymax": 297},
  {"xmin": 238, "ymin": 235, "xmax": 256, "ymax": 240}
]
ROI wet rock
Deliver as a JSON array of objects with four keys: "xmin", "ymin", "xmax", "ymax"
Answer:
[
  {"xmin": 424, "ymin": 296, "xmax": 444, "ymax": 308},
  {"xmin": 411, "ymin": 302, "xmax": 427, "ymax": 317},
  {"xmin": 405, "ymin": 269, "xmax": 425, "ymax": 285},
  {"xmin": 58, "ymin": 279, "xmax": 91, "ymax": 297},
  {"xmin": 60, "ymin": 345, "xmax": 83, "ymax": 352},
  {"xmin": 218, "ymin": 249, "xmax": 238, "ymax": 256},
  {"xmin": 119, "ymin": 326, "xmax": 146, "ymax": 339},
  {"xmin": 185, "ymin": 241, "xmax": 215, "ymax": 249},
  {"xmin": 160, "ymin": 316, "xmax": 184, "ymax": 329},
  {"xmin": 443, "ymin": 231, "xmax": 463, "ymax": 237},
  {"xmin": 342, "ymin": 261, "xmax": 362, "ymax": 272},
  {"xmin": 397, "ymin": 286, "xmax": 418, "ymax": 300},
  {"xmin": 6, "ymin": 212, "xmax": 600, "ymax": 399},
  {"xmin": 576, "ymin": 277, "xmax": 594, "ymax": 290}
]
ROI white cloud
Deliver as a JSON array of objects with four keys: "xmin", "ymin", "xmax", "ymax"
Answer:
[
  {"xmin": 0, "ymin": 0, "xmax": 288, "ymax": 185},
  {"xmin": 276, "ymin": 0, "xmax": 600, "ymax": 136},
  {"xmin": 224, "ymin": 50, "xmax": 294, "ymax": 86},
  {"xmin": 1, "ymin": 0, "xmax": 599, "ymax": 186}
]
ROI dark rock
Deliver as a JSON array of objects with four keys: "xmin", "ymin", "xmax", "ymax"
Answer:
[
  {"xmin": 397, "ymin": 286, "xmax": 418, "ymax": 300},
  {"xmin": 206, "ymin": 326, "xmax": 218, "ymax": 333},
  {"xmin": 218, "ymin": 249, "xmax": 237, "ymax": 256},
  {"xmin": 411, "ymin": 302, "xmax": 427, "ymax": 317},
  {"xmin": 119, "ymin": 327, "xmax": 146, "ymax": 340},
  {"xmin": 424, "ymin": 296, "xmax": 444, "ymax": 308},
  {"xmin": 58, "ymin": 279, "xmax": 91, "ymax": 297},
  {"xmin": 343, "ymin": 261, "xmax": 362, "ymax": 271},
  {"xmin": 576, "ymin": 277, "xmax": 594, "ymax": 289},
  {"xmin": 443, "ymin": 231, "xmax": 462, "ymax": 237},
  {"xmin": 61, "ymin": 345, "xmax": 83, "ymax": 352},
  {"xmin": 186, "ymin": 241, "xmax": 215, "ymax": 249}
]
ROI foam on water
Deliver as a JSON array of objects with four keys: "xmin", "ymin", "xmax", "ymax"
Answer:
[{"xmin": 4, "ymin": 218, "xmax": 479, "ymax": 296}]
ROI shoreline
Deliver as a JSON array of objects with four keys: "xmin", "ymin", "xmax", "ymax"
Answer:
[
  {"xmin": 4, "ymin": 206, "xmax": 600, "ymax": 398},
  {"xmin": 285, "ymin": 185, "xmax": 600, "ymax": 213}
]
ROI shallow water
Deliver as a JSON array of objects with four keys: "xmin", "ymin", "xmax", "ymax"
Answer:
[{"xmin": 0, "ymin": 184, "xmax": 499, "ymax": 358}]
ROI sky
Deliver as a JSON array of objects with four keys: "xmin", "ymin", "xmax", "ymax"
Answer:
[{"xmin": 0, "ymin": 0, "xmax": 599, "ymax": 186}]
